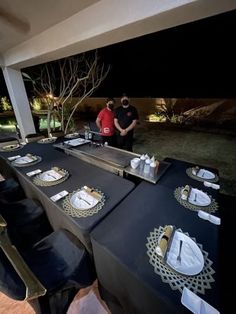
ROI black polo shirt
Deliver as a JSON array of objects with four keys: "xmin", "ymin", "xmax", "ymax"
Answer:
[{"xmin": 114, "ymin": 105, "xmax": 139, "ymax": 130}]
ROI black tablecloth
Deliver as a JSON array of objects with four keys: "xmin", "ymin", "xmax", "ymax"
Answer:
[
  {"xmin": 0, "ymin": 142, "xmax": 135, "ymax": 252},
  {"xmin": 160, "ymin": 157, "xmax": 219, "ymax": 198},
  {"xmin": 91, "ymin": 182, "xmax": 221, "ymax": 314}
]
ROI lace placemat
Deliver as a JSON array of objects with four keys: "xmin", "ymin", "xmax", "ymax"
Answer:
[
  {"xmin": 37, "ymin": 137, "xmax": 57, "ymax": 144},
  {"xmin": 174, "ymin": 187, "xmax": 218, "ymax": 213},
  {"xmin": 12, "ymin": 156, "xmax": 42, "ymax": 167},
  {"xmin": 0, "ymin": 145, "xmax": 23, "ymax": 152},
  {"xmin": 33, "ymin": 169, "xmax": 69, "ymax": 186},
  {"xmin": 62, "ymin": 188, "xmax": 105, "ymax": 218},
  {"xmin": 186, "ymin": 168, "xmax": 219, "ymax": 183},
  {"xmin": 146, "ymin": 226, "xmax": 215, "ymax": 294}
]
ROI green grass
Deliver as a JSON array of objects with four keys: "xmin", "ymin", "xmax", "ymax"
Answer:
[{"xmin": 134, "ymin": 123, "xmax": 236, "ymax": 196}]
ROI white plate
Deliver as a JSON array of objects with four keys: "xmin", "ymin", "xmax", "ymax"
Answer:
[
  {"xmin": 70, "ymin": 190, "xmax": 99, "ymax": 210},
  {"xmin": 64, "ymin": 132, "xmax": 80, "ymax": 139},
  {"xmin": 14, "ymin": 155, "xmax": 37, "ymax": 164},
  {"xmin": 2, "ymin": 144, "xmax": 20, "ymax": 150},
  {"xmin": 166, "ymin": 231, "xmax": 204, "ymax": 276},
  {"xmin": 188, "ymin": 188, "xmax": 211, "ymax": 207},
  {"xmin": 196, "ymin": 169, "xmax": 215, "ymax": 180},
  {"xmin": 64, "ymin": 138, "xmax": 90, "ymax": 147},
  {"xmin": 38, "ymin": 169, "xmax": 63, "ymax": 182}
]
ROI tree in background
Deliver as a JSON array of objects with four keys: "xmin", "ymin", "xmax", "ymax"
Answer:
[
  {"xmin": 0, "ymin": 96, "xmax": 12, "ymax": 112},
  {"xmin": 23, "ymin": 50, "xmax": 110, "ymax": 136}
]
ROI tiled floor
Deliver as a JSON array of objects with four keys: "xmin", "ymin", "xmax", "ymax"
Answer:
[{"xmin": 0, "ymin": 293, "xmax": 35, "ymax": 314}]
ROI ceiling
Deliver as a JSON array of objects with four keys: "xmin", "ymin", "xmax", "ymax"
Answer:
[{"xmin": 0, "ymin": 0, "xmax": 99, "ymax": 53}]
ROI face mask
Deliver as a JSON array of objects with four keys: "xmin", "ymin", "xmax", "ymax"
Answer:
[
  {"xmin": 122, "ymin": 100, "xmax": 129, "ymax": 107},
  {"xmin": 107, "ymin": 102, "xmax": 114, "ymax": 110}
]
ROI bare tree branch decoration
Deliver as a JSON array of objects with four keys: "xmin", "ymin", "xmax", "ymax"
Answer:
[{"xmin": 23, "ymin": 50, "xmax": 110, "ymax": 135}]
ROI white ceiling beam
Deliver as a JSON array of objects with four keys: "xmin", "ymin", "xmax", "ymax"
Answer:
[{"xmin": 3, "ymin": 0, "xmax": 236, "ymax": 69}]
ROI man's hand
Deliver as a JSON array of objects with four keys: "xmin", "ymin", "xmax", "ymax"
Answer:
[{"xmin": 120, "ymin": 129, "xmax": 127, "ymax": 136}]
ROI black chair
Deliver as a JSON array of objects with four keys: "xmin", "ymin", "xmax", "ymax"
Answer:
[
  {"xmin": 0, "ymin": 136, "xmax": 19, "ymax": 144},
  {"xmin": 0, "ymin": 177, "xmax": 25, "ymax": 202},
  {"xmin": 0, "ymin": 198, "xmax": 53, "ymax": 251},
  {"xmin": 0, "ymin": 227, "xmax": 96, "ymax": 314}
]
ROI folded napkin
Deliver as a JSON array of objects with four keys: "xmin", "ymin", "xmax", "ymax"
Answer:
[
  {"xmin": 192, "ymin": 166, "xmax": 200, "ymax": 176},
  {"xmin": 82, "ymin": 186, "xmax": 102, "ymax": 201},
  {"xmin": 155, "ymin": 225, "xmax": 174, "ymax": 257},
  {"xmin": 198, "ymin": 210, "xmax": 221, "ymax": 225},
  {"xmin": 181, "ymin": 185, "xmax": 191, "ymax": 201},
  {"xmin": 166, "ymin": 231, "xmax": 203, "ymax": 274},
  {"xmin": 203, "ymin": 181, "xmax": 220, "ymax": 190},
  {"xmin": 52, "ymin": 167, "xmax": 66, "ymax": 176},
  {"xmin": 181, "ymin": 287, "xmax": 220, "ymax": 314},
  {"xmin": 8, "ymin": 155, "xmax": 21, "ymax": 161}
]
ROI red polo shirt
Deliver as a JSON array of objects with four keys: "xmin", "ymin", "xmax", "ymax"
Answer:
[{"xmin": 97, "ymin": 108, "xmax": 115, "ymax": 136}]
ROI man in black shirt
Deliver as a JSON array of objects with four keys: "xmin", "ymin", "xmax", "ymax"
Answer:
[{"xmin": 114, "ymin": 96, "xmax": 139, "ymax": 151}]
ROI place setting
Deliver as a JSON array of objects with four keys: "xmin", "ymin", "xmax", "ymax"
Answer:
[
  {"xmin": 186, "ymin": 166, "xmax": 219, "ymax": 183},
  {"xmin": 0, "ymin": 143, "xmax": 23, "ymax": 152},
  {"xmin": 62, "ymin": 185, "xmax": 105, "ymax": 218},
  {"xmin": 33, "ymin": 166, "xmax": 69, "ymax": 186},
  {"xmin": 64, "ymin": 132, "xmax": 80, "ymax": 139},
  {"xmin": 11, "ymin": 153, "xmax": 42, "ymax": 167},
  {"xmin": 174, "ymin": 185, "xmax": 218, "ymax": 213},
  {"xmin": 146, "ymin": 225, "xmax": 215, "ymax": 294},
  {"xmin": 37, "ymin": 134, "xmax": 57, "ymax": 144}
]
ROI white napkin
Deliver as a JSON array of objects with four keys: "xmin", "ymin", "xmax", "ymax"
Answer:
[
  {"xmin": 198, "ymin": 210, "xmax": 221, "ymax": 225},
  {"xmin": 181, "ymin": 287, "xmax": 220, "ymax": 314},
  {"xmin": 167, "ymin": 231, "xmax": 202, "ymax": 274},
  {"xmin": 203, "ymin": 181, "xmax": 220, "ymax": 190},
  {"xmin": 64, "ymin": 138, "xmax": 89, "ymax": 146},
  {"xmin": 8, "ymin": 155, "xmax": 21, "ymax": 161}
]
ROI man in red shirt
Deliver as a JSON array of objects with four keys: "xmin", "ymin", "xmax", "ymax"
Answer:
[{"xmin": 96, "ymin": 98, "xmax": 116, "ymax": 146}]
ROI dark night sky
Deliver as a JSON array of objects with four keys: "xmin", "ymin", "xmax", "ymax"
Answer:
[{"xmin": 1, "ymin": 9, "xmax": 236, "ymax": 98}]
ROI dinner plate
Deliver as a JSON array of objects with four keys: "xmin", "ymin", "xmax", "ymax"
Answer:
[
  {"xmin": 2, "ymin": 144, "xmax": 20, "ymax": 151},
  {"xmin": 64, "ymin": 138, "xmax": 90, "ymax": 147},
  {"xmin": 196, "ymin": 169, "xmax": 215, "ymax": 180},
  {"xmin": 38, "ymin": 169, "xmax": 64, "ymax": 182},
  {"xmin": 38, "ymin": 137, "xmax": 57, "ymax": 144},
  {"xmin": 166, "ymin": 231, "xmax": 204, "ymax": 276},
  {"xmin": 70, "ymin": 190, "xmax": 99, "ymax": 210},
  {"xmin": 14, "ymin": 155, "xmax": 37, "ymax": 164},
  {"xmin": 64, "ymin": 132, "xmax": 80, "ymax": 139},
  {"xmin": 188, "ymin": 188, "xmax": 211, "ymax": 207}
]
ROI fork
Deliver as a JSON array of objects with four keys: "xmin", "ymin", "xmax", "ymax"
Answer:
[
  {"xmin": 177, "ymin": 240, "xmax": 183, "ymax": 264},
  {"xmin": 78, "ymin": 196, "xmax": 91, "ymax": 206}
]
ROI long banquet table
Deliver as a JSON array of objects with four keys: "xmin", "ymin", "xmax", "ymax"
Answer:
[
  {"xmin": 0, "ymin": 141, "xmax": 135, "ymax": 252},
  {"xmin": 91, "ymin": 162, "xmax": 221, "ymax": 313}
]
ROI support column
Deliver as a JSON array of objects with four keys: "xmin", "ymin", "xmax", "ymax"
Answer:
[{"xmin": 2, "ymin": 66, "xmax": 35, "ymax": 139}]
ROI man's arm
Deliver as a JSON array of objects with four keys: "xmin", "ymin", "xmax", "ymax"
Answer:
[
  {"xmin": 96, "ymin": 117, "xmax": 102, "ymax": 131},
  {"xmin": 114, "ymin": 118, "xmax": 123, "ymax": 133},
  {"xmin": 125, "ymin": 120, "xmax": 137, "ymax": 133}
]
